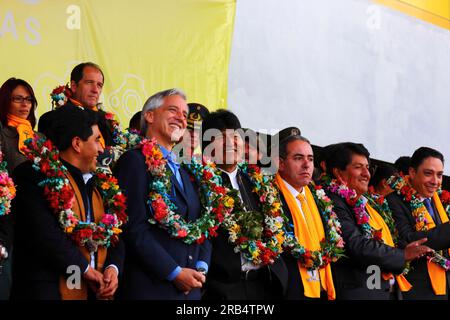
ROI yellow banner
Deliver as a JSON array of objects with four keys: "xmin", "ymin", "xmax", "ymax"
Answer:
[
  {"xmin": 376, "ymin": 0, "xmax": 450, "ymax": 30},
  {"xmin": 0, "ymin": 0, "xmax": 236, "ymax": 126}
]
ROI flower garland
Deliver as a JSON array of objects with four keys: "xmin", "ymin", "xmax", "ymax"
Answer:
[
  {"xmin": 324, "ymin": 177, "xmax": 383, "ymax": 242},
  {"xmin": 221, "ymin": 163, "xmax": 286, "ymax": 266},
  {"xmin": 0, "ymin": 151, "xmax": 16, "ymax": 216},
  {"xmin": 22, "ymin": 134, "xmax": 127, "ymax": 252},
  {"xmin": 140, "ymin": 138, "xmax": 234, "ymax": 245},
  {"xmin": 389, "ymin": 175, "xmax": 450, "ymax": 271},
  {"xmin": 282, "ymin": 183, "xmax": 345, "ymax": 270},
  {"xmin": 105, "ymin": 111, "xmax": 142, "ymax": 163},
  {"xmin": 50, "ymin": 84, "xmax": 72, "ymax": 109},
  {"xmin": 366, "ymin": 187, "xmax": 399, "ymax": 246}
]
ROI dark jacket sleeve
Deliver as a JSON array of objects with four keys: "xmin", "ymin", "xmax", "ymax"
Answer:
[
  {"xmin": 105, "ymin": 237, "xmax": 125, "ymax": 275},
  {"xmin": 114, "ymin": 150, "xmax": 179, "ymax": 280},
  {"xmin": 12, "ymin": 162, "xmax": 89, "ymax": 273},
  {"xmin": 0, "ymin": 214, "xmax": 13, "ymax": 253},
  {"xmin": 328, "ymin": 192, "xmax": 406, "ymax": 274},
  {"xmin": 387, "ymin": 193, "xmax": 450, "ymax": 250}
]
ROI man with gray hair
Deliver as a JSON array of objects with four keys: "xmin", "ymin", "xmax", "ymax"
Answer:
[{"xmin": 114, "ymin": 88, "xmax": 211, "ymax": 299}]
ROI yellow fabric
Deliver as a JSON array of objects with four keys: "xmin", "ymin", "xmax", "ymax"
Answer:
[
  {"xmin": 423, "ymin": 193, "xmax": 449, "ymax": 296},
  {"xmin": 1, "ymin": 0, "xmax": 235, "ymax": 124},
  {"xmin": 366, "ymin": 203, "xmax": 412, "ymax": 292},
  {"xmin": 275, "ymin": 174, "xmax": 336, "ymax": 300},
  {"xmin": 69, "ymin": 98, "xmax": 105, "ymax": 148},
  {"xmin": 7, "ymin": 114, "xmax": 34, "ymax": 155}
]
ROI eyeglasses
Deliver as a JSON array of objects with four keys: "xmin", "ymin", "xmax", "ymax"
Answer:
[{"xmin": 11, "ymin": 96, "xmax": 34, "ymax": 105}]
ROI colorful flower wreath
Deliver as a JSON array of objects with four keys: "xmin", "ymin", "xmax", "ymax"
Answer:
[
  {"xmin": 389, "ymin": 175, "xmax": 450, "ymax": 271},
  {"xmin": 22, "ymin": 134, "xmax": 127, "ymax": 252},
  {"xmin": 366, "ymin": 187, "xmax": 399, "ymax": 245},
  {"xmin": 50, "ymin": 84, "xmax": 72, "ymax": 109},
  {"xmin": 324, "ymin": 177, "xmax": 383, "ymax": 241},
  {"xmin": 0, "ymin": 151, "xmax": 16, "ymax": 216},
  {"xmin": 282, "ymin": 183, "xmax": 345, "ymax": 270},
  {"xmin": 140, "ymin": 138, "xmax": 234, "ymax": 245},
  {"xmin": 221, "ymin": 163, "xmax": 286, "ymax": 266}
]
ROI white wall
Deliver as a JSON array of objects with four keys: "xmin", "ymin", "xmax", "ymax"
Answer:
[{"xmin": 228, "ymin": 0, "xmax": 450, "ymax": 171}]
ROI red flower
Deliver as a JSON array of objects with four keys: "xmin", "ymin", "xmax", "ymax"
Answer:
[
  {"xmin": 208, "ymin": 226, "xmax": 219, "ymax": 237},
  {"xmin": 203, "ymin": 171, "xmax": 213, "ymax": 180},
  {"xmin": 177, "ymin": 229, "xmax": 188, "ymax": 238},
  {"xmin": 196, "ymin": 234, "xmax": 206, "ymax": 244}
]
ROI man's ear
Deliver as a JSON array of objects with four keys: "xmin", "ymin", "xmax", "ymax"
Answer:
[
  {"xmin": 72, "ymin": 137, "xmax": 82, "ymax": 153},
  {"xmin": 333, "ymin": 167, "xmax": 345, "ymax": 184},
  {"xmin": 144, "ymin": 110, "xmax": 154, "ymax": 125},
  {"xmin": 408, "ymin": 167, "xmax": 415, "ymax": 179},
  {"xmin": 70, "ymin": 80, "xmax": 77, "ymax": 93}
]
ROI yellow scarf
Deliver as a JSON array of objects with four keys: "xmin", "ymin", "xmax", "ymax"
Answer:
[
  {"xmin": 423, "ymin": 193, "xmax": 449, "ymax": 295},
  {"xmin": 7, "ymin": 114, "xmax": 34, "ymax": 155},
  {"xmin": 275, "ymin": 174, "xmax": 336, "ymax": 300},
  {"xmin": 69, "ymin": 98, "xmax": 105, "ymax": 148},
  {"xmin": 365, "ymin": 203, "xmax": 412, "ymax": 292}
]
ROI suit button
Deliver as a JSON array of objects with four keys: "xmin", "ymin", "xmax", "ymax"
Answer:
[{"xmin": 188, "ymin": 255, "xmax": 193, "ymax": 260}]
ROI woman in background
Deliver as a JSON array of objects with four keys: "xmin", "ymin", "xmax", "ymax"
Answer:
[{"xmin": 0, "ymin": 78, "xmax": 38, "ymax": 300}]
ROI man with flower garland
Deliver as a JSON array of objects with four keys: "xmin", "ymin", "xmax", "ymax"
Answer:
[
  {"xmin": 200, "ymin": 109, "xmax": 288, "ymax": 300},
  {"xmin": 387, "ymin": 147, "xmax": 450, "ymax": 300},
  {"xmin": 274, "ymin": 134, "xmax": 344, "ymax": 300},
  {"xmin": 11, "ymin": 105, "xmax": 125, "ymax": 300},
  {"xmin": 323, "ymin": 142, "xmax": 432, "ymax": 300},
  {"xmin": 39, "ymin": 62, "xmax": 117, "ymax": 169},
  {"xmin": 114, "ymin": 88, "xmax": 212, "ymax": 300}
]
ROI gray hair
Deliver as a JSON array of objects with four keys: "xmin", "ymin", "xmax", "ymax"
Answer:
[
  {"xmin": 278, "ymin": 135, "xmax": 311, "ymax": 159},
  {"xmin": 140, "ymin": 88, "xmax": 187, "ymax": 135}
]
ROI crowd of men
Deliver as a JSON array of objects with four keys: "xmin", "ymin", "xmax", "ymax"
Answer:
[{"xmin": 0, "ymin": 62, "xmax": 448, "ymax": 300}]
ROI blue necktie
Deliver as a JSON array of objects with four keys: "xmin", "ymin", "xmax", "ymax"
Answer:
[
  {"xmin": 167, "ymin": 152, "xmax": 184, "ymax": 191},
  {"xmin": 424, "ymin": 198, "xmax": 436, "ymax": 221}
]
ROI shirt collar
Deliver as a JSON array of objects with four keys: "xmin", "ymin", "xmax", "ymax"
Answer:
[
  {"xmin": 218, "ymin": 167, "xmax": 239, "ymax": 180},
  {"xmin": 281, "ymin": 177, "xmax": 306, "ymax": 198}
]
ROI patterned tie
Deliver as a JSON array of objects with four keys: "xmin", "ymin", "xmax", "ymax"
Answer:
[
  {"xmin": 297, "ymin": 194, "xmax": 318, "ymax": 233},
  {"xmin": 166, "ymin": 152, "xmax": 184, "ymax": 191},
  {"xmin": 424, "ymin": 198, "xmax": 436, "ymax": 222}
]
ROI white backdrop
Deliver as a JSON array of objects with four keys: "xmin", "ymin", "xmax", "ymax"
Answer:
[{"xmin": 228, "ymin": 0, "xmax": 450, "ymax": 172}]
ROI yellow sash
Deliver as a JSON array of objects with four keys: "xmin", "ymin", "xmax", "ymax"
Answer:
[
  {"xmin": 7, "ymin": 114, "xmax": 34, "ymax": 154},
  {"xmin": 366, "ymin": 203, "xmax": 412, "ymax": 292},
  {"xmin": 424, "ymin": 193, "xmax": 449, "ymax": 295},
  {"xmin": 58, "ymin": 172, "xmax": 107, "ymax": 300},
  {"xmin": 275, "ymin": 174, "xmax": 336, "ymax": 300},
  {"xmin": 69, "ymin": 98, "xmax": 105, "ymax": 148}
]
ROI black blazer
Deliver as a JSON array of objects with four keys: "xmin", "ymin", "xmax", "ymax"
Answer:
[
  {"xmin": 386, "ymin": 193, "xmax": 450, "ymax": 299},
  {"xmin": 204, "ymin": 170, "xmax": 288, "ymax": 300},
  {"xmin": 279, "ymin": 192, "xmax": 332, "ymax": 300},
  {"xmin": 114, "ymin": 149, "xmax": 212, "ymax": 300},
  {"xmin": 327, "ymin": 192, "xmax": 405, "ymax": 300},
  {"xmin": 10, "ymin": 161, "xmax": 124, "ymax": 300}
]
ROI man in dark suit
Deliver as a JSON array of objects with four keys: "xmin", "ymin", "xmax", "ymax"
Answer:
[
  {"xmin": 324, "ymin": 142, "xmax": 431, "ymax": 300},
  {"xmin": 201, "ymin": 110, "xmax": 287, "ymax": 300},
  {"xmin": 274, "ymin": 133, "xmax": 341, "ymax": 300},
  {"xmin": 11, "ymin": 105, "xmax": 124, "ymax": 300},
  {"xmin": 114, "ymin": 88, "xmax": 211, "ymax": 300},
  {"xmin": 387, "ymin": 147, "xmax": 450, "ymax": 300}
]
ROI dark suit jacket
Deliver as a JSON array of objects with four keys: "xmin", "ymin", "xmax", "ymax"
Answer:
[
  {"xmin": 11, "ymin": 161, "xmax": 124, "ymax": 300},
  {"xmin": 204, "ymin": 170, "xmax": 288, "ymax": 300},
  {"xmin": 386, "ymin": 193, "xmax": 450, "ymax": 299},
  {"xmin": 114, "ymin": 149, "xmax": 212, "ymax": 300},
  {"xmin": 327, "ymin": 192, "xmax": 405, "ymax": 300}
]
